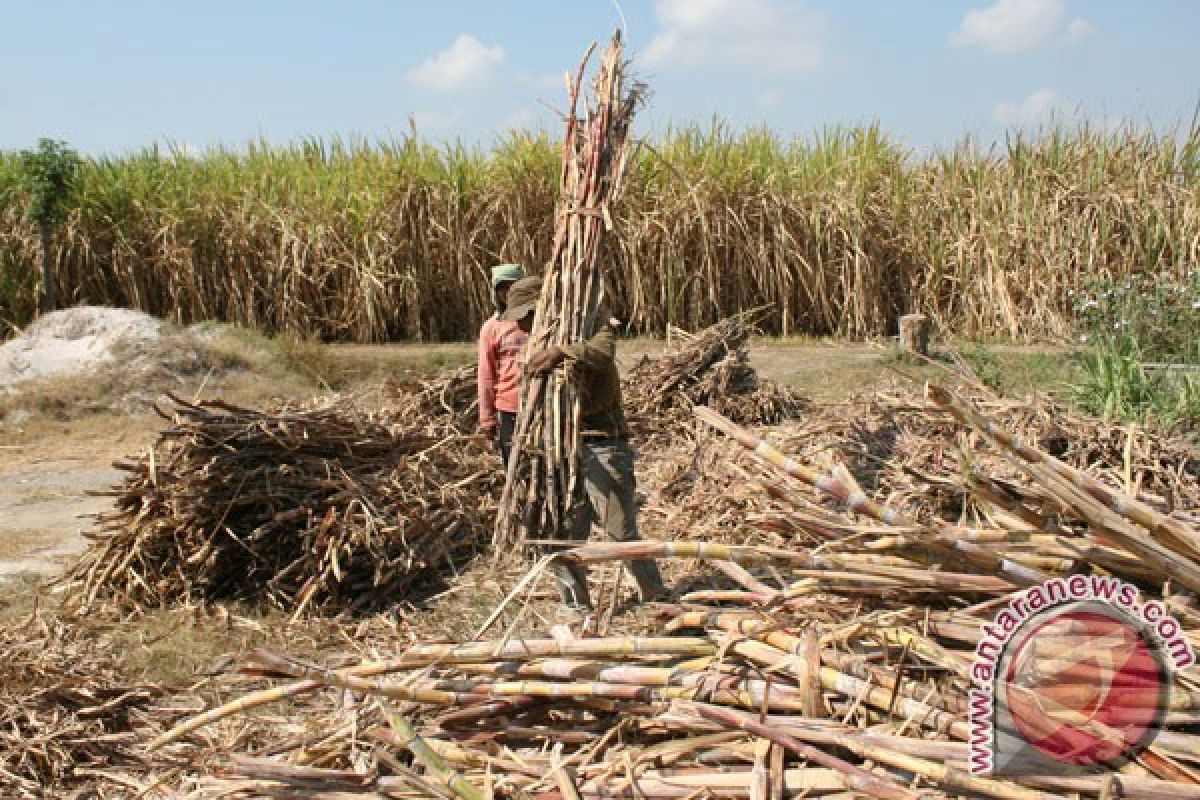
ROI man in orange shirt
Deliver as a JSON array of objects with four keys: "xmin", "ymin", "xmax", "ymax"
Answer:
[{"xmin": 477, "ymin": 263, "xmax": 528, "ymax": 465}]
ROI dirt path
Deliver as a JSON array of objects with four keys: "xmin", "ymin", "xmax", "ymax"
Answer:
[
  {"xmin": 0, "ymin": 420, "xmax": 156, "ymax": 581},
  {"xmin": 0, "ymin": 465, "xmax": 118, "ymax": 577}
]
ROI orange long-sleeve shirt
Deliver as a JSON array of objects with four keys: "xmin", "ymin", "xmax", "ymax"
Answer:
[{"xmin": 477, "ymin": 316, "xmax": 529, "ymax": 428}]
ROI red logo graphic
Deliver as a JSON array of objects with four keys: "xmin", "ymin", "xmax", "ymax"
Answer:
[{"xmin": 992, "ymin": 602, "xmax": 1169, "ymax": 772}]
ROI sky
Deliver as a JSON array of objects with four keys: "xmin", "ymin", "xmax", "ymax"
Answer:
[{"xmin": 1, "ymin": 0, "xmax": 1198, "ymax": 157}]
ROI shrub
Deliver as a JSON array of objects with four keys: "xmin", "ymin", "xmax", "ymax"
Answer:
[{"xmin": 1070, "ymin": 270, "xmax": 1200, "ymax": 425}]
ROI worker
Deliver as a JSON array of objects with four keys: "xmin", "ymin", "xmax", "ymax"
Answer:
[
  {"xmin": 477, "ymin": 263, "xmax": 527, "ymax": 466},
  {"xmin": 500, "ymin": 275, "xmax": 667, "ymax": 617}
]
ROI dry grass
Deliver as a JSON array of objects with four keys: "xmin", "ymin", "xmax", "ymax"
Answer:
[
  {"xmin": 103, "ymin": 608, "xmax": 305, "ymax": 685},
  {"xmin": 0, "ymin": 529, "xmax": 48, "ymax": 560}
]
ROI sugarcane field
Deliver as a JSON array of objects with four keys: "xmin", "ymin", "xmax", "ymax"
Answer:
[{"xmin": 4, "ymin": 5, "xmax": 1200, "ymax": 800}]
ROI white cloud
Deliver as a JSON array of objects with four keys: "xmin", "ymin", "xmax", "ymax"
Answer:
[
  {"xmin": 405, "ymin": 34, "xmax": 505, "ymax": 93},
  {"xmin": 1062, "ymin": 16, "xmax": 1095, "ymax": 42},
  {"xmin": 644, "ymin": 0, "xmax": 825, "ymax": 77},
  {"xmin": 993, "ymin": 88, "xmax": 1070, "ymax": 126},
  {"xmin": 949, "ymin": 0, "xmax": 1091, "ymax": 54}
]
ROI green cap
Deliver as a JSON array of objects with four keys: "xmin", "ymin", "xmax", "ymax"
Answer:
[
  {"xmin": 490, "ymin": 263, "xmax": 525, "ymax": 287},
  {"xmin": 499, "ymin": 276, "xmax": 542, "ymax": 322}
]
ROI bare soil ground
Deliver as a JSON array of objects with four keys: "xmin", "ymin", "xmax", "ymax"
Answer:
[{"xmin": 0, "ymin": 421, "xmax": 153, "ymax": 578}]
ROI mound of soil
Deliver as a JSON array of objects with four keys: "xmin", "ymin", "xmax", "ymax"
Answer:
[
  {"xmin": 0, "ymin": 307, "xmax": 225, "ymax": 418},
  {"xmin": 0, "ymin": 307, "xmax": 166, "ymax": 387}
]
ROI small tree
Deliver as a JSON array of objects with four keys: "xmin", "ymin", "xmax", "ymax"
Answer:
[{"xmin": 19, "ymin": 138, "xmax": 80, "ymax": 314}]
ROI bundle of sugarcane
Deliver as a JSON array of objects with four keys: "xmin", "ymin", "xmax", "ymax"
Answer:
[
  {"xmin": 58, "ymin": 395, "xmax": 499, "ymax": 614},
  {"xmin": 494, "ymin": 32, "xmax": 644, "ymax": 552}
]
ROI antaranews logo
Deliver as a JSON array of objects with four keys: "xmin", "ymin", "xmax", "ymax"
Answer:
[{"xmin": 969, "ymin": 575, "xmax": 1195, "ymax": 775}]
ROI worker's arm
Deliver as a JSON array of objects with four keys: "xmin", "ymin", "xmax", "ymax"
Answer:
[
  {"xmin": 477, "ymin": 320, "xmax": 499, "ymax": 432},
  {"xmin": 560, "ymin": 326, "xmax": 615, "ymax": 370},
  {"xmin": 528, "ymin": 326, "xmax": 614, "ymax": 375}
]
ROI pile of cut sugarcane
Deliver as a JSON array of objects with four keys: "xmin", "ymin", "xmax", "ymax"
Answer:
[
  {"xmin": 0, "ymin": 612, "xmax": 169, "ymax": 795},
  {"xmin": 402, "ymin": 314, "xmax": 806, "ymax": 443},
  {"xmin": 58, "ymin": 394, "xmax": 498, "ymax": 614},
  {"xmin": 147, "ymin": 382, "xmax": 1200, "ymax": 799},
  {"xmin": 623, "ymin": 314, "xmax": 806, "ymax": 442},
  {"xmin": 58, "ymin": 312, "xmax": 802, "ymax": 618},
  {"xmin": 387, "ymin": 365, "xmax": 480, "ymax": 434}
]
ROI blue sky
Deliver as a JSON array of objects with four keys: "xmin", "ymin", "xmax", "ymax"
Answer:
[{"xmin": 2, "ymin": 0, "xmax": 1197, "ymax": 156}]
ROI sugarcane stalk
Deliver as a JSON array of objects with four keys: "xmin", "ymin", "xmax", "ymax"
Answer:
[
  {"xmin": 693, "ymin": 405, "xmax": 1048, "ymax": 587},
  {"xmin": 552, "ymin": 540, "xmax": 1012, "ymax": 593},
  {"xmin": 696, "ymin": 609, "xmax": 972, "ymax": 712},
  {"xmin": 732, "ymin": 719, "xmax": 1058, "ymax": 800},
  {"xmin": 148, "ymin": 657, "xmax": 396, "ymax": 750},
  {"xmin": 929, "ymin": 383, "xmax": 1200, "ymax": 560},
  {"xmin": 569, "ymin": 768, "xmax": 851, "ymax": 798},
  {"xmin": 687, "ymin": 702, "xmax": 919, "ymax": 800},
  {"xmin": 151, "ymin": 636, "xmax": 711, "ymax": 750},
  {"xmin": 380, "ymin": 700, "xmax": 484, "ymax": 800},
  {"xmin": 722, "ymin": 635, "xmax": 970, "ymax": 740}
]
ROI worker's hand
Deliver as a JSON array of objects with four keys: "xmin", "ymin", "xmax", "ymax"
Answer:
[
  {"xmin": 527, "ymin": 346, "xmax": 566, "ymax": 376},
  {"xmin": 480, "ymin": 419, "xmax": 498, "ymax": 436}
]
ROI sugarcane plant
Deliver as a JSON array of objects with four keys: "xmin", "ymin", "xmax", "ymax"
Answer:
[{"xmin": 493, "ymin": 31, "xmax": 644, "ymax": 552}]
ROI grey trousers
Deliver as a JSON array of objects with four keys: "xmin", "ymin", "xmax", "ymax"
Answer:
[{"xmin": 550, "ymin": 437, "xmax": 666, "ymax": 610}]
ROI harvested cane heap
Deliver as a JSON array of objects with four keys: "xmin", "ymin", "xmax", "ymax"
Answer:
[
  {"xmin": 400, "ymin": 314, "xmax": 807, "ymax": 436},
  {"xmin": 623, "ymin": 314, "xmax": 807, "ymax": 439},
  {"xmin": 56, "ymin": 310, "xmax": 803, "ymax": 617},
  {"xmin": 60, "ymin": 396, "xmax": 500, "ymax": 614},
  {"xmin": 144, "ymin": 382, "xmax": 1200, "ymax": 800}
]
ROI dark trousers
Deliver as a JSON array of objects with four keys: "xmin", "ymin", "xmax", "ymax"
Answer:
[{"xmin": 497, "ymin": 410, "xmax": 517, "ymax": 467}]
